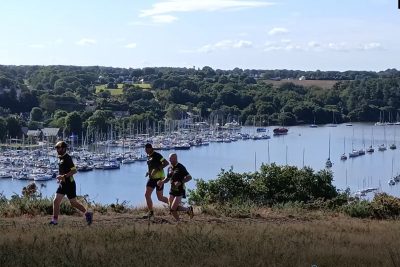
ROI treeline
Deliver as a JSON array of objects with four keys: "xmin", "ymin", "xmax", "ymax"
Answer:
[{"xmin": 0, "ymin": 65, "xmax": 400, "ymax": 141}]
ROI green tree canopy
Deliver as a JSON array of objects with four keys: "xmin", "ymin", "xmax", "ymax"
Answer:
[
  {"xmin": 65, "ymin": 111, "xmax": 83, "ymax": 136},
  {"xmin": 6, "ymin": 116, "xmax": 22, "ymax": 138},
  {"xmin": 30, "ymin": 107, "xmax": 43, "ymax": 122},
  {"xmin": 0, "ymin": 117, "xmax": 7, "ymax": 141}
]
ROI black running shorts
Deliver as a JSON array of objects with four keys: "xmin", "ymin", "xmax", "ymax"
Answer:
[{"xmin": 56, "ymin": 181, "xmax": 77, "ymax": 199}]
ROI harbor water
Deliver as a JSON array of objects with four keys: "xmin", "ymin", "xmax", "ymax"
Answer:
[{"xmin": 1, "ymin": 123, "xmax": 400, "ymax": 205}]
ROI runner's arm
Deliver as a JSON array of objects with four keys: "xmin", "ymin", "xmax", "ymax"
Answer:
[
  {"xmin": 183, "ymin": 174, "xmax": 192, "ymax": 183},
  {"xmin": 62, "ymin": 167, "xmax": 77, "ymax": 180},
  {"xmin": 161, "ymin": 158, "xmax": 169, "ymax": 168}
]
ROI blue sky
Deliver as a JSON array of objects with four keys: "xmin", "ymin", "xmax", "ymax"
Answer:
[{"xmin": 0, "ymin": 0, "xmax": 399, "ymax": 71}]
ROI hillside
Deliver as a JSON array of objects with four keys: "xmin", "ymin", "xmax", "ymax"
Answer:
[
  {"xmin": 1, "ymin": 210, "xmax": 400, "ymax": 266},
  {"xmin": 262, "ymin": 79, "xmax": 340, "ymax": 89}
]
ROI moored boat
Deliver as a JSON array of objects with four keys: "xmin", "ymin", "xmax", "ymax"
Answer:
[{"xmin": 273, "ymin": 127, "xmax": 288, "ymax": 136}]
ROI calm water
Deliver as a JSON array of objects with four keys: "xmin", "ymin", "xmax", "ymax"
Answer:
[{"xmin": 1, "ymin": 123, "xmax": 400, "ymax": 205}]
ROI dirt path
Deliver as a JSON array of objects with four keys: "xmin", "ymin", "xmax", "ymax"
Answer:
[{"xmin": 0, "ymin": 208, "xmax": 345, "ymax": 229}]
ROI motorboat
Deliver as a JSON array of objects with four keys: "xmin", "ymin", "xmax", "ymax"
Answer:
[{"xmin": 273, "ymin": 127, "xmax": 288, "ymax": 136}]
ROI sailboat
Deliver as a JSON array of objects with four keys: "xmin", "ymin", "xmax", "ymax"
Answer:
[
  {"xmin": 375, "ymin": 110, "xmax": 385, "ymax": 126},
  {"xmin": 326, "ymin": 110, "xmax": 337, "ymax": 127},
  {"xmin": 358, "ymin": 129, "xmax": 366, "ymax": 156},
  {"xmin": 349, "ymin": 128, "xmax": 360, "ymax": 158},
  {"xmin": 366, "ymin": 127, "xmax": 374, "ymax": 153},
  {"xmin": 378, "ymin": 126, "xmax": 387, "ymax": 151},
  {"xmin": 309, "ymin": 114, "xmax": 318, "ymax": 128},
  {"xmin": 340, "ymin": 137, "xmax": 347, "ymax": 160},
  {"xmin": 325, "ymin": 134, "xmax": 333, "ymax": 168},
  {"xmin": 395, "ymin": 111, "xmax": 400, "ymax": 125},
  {"xmin": 388, "ymin": 157, "xmax": 396, "ymax": 186},
  {"xmin": 389, "ymin": 128, "xmax": 396, "ymax": 150}
]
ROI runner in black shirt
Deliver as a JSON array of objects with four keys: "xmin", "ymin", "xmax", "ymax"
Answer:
[
  {"xmin": 144, "ymin": 143, "xmax": 169, "ymax": 218},
  {"xmin": 49, "ymin": 141, "xmax": 93, "ymax": 225},
  {"xmin": 158, "ymin": 153, "xmax": 194, "ymax": 222}
]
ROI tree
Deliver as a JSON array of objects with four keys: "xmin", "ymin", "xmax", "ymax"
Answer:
[
  {"xmin": 201, "ymin": 66, "xmax": 216, "ymax": 77},
  {"xmin": 165, "ymin": 104, "xmax": 185, "ymax": 120},
  {"xmin": 98, "ymin": 89, "xmax": 111, "ymax": 99},
  {"xmin": 30, "ymin": 107, "xmax": 43, "ymax": 122},
  {"xmin": 87, "ymin": 110, "xmax": 114, "ymax": 132},
  {"xmin": 40, "ymin": 97, "xmax": 57, "ymax": 113},
  {"xmin": 53, "ymin": 110, "xmax": 68, "ymax": 120},
  {"xmin": 65, "ymin": 111, "xmax": 83, "ymax": 136},
  {"xmin": 54, "ymin": 79, "xmax": 68, "ymax": 94},
  {"xmin": 19, "ymin": 91, "xmax": 39, "ymax": 112},
  {"xmin": 0, "ymin": 117, "xmax": 6, "ymax": 142},
  {"xmin": 28, "ymin": 120, "xmax": 42, "ymax": 130},
  {"xmin": 6, "ymin": 116, "xmax": 22, "ymax": 138},
  {"xmin": 197, "ymin": 101, "xmax": 210, "ymax": 118},
  {"xmin": 106, "ymin": 82, "xmax": 117, "ymax": 89}
]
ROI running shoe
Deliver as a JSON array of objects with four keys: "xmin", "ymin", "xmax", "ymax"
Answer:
[
  {"xmin": 142, "ymin": 210, "xmax": 154, "ymax": 219},
  {"xmin": 85, "ymin": 212, "xmax": 93, "ymax": 225},
  {"xmin": 187, "ymin": 206, "xmax": 194, "ymax": 219}
]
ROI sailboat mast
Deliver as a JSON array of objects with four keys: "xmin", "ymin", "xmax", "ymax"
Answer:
[{"xmin": 328, "ymin": 134, "xmax": 331, "ymax": 159}]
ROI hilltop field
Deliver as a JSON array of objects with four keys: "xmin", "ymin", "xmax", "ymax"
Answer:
[
  {"xmin": 1, "ymin": 208, "xmax": 400, "ymax": 267},
  {"xmin": 95, "ymin": 83, "xmax": 152, "ymax": 95}
]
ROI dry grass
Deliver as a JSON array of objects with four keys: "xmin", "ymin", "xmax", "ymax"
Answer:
[
  {"xmin": 133, "ymin": 83, "xmax": 151, "ymax": 89},
  {"xmin": 1, "ymin": 208, "xmax": 400, "ymax": 266},
  {"xmin": 262, "ymin": 79, "xmax": 340, "ymax": 90},
  {"xmin": 94, "ymin": 83, "xmax": 152, "ymax": 95}
]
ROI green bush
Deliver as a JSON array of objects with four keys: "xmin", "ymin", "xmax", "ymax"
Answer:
[
  {"xmin": 189, "ymin": 164, "xmax": 338, "ymax": 206},
  {"xmin": 325, "ymin": 188, "xmax": 352, "ymax": 210},
  {"xmin": 370, "ymin": 193, "xmax": 400, "ymax": 219},
  {"xmin": 188, "ymin": 168, "xmax": 252, "ymax": 205},
  {"xmin": 342, "ymin": 200, "xmax": 372, "ymax": 218},
  {"xmin": 1, "ymin": 194, "xmax": 76, "ymax": 217}
]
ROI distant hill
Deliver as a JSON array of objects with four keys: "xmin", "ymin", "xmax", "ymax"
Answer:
[{"xmin": 262, "ymin": 79, "xmax": 340, "ymax": 90}]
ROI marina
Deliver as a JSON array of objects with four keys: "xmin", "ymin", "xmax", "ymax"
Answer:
[{"xmin": 1, "ymin": 123, "xmax": 400, "ymax": 205}]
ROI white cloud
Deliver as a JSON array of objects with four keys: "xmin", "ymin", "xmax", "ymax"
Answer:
[
  {"xmin": 264, "ymin": 40, "xmax": 302, "ymax": 51},
  {"xmin": 327, "ymin": 42, "xmax": 350, "ymax": 51},
  {"xmin": 76, "ymin": 38, "xmax": 97, "ymax": 46},
  {"xmin": 326, "ymin": 42, "xmax": 384, "ymax": 52},
  {"xmin": 139, "ymin": 0, "xmax": 274, "ymax": 23},
  {"xmin": 151, "ymin": 15, "xmax": 178, "ymax": 23},
  {"xmin": 263, "ymin": 42, "xmax": 280, "ymax": 51},
  {"xmin": 361, "ymin": 42, "xmax": 384, "ymax": 50},
  {"xmin": 197, "ymin": 39, "xmax": 253, "ymax": 53},
  {"xmin": 53, "ymin": 38, "xmax": 64, "ymax": 45},
  {"xmin": 307, "ymin": 41, "xmax": 321, "ymax": 48},
  {"xmin": 305, "ymin": 41, "xmax": 385, "ymax": 52},
  {"xmin": 233, "ymin": 40, "xmax": 253, "ymax": 48},
  {"xmin": 124, "ymin": 43, "xmax": 137, "ymax": 49},
  {"xmin": 28, "ymin": 44, "xmax": 45, "ymax": 48},
  {"xmin": 268, "ymin": 27, "xmax": 289, "ymax": 36},
  {"xmin": 128, "ymin": 21, "xmax": 154, "ymax": 26}
]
